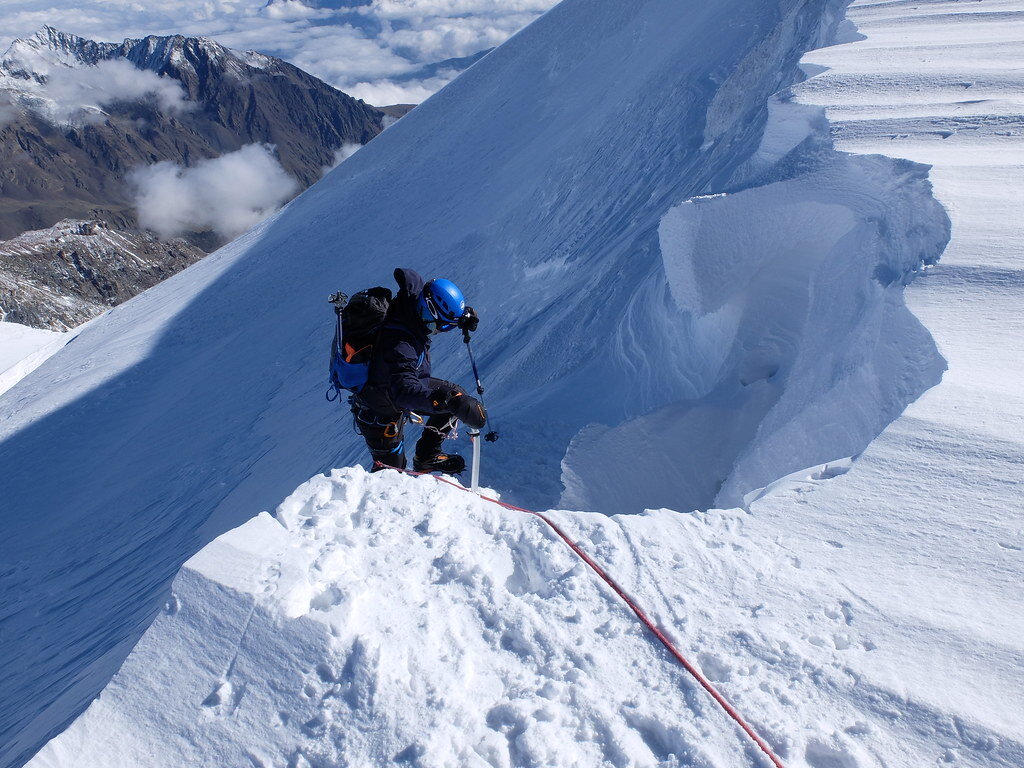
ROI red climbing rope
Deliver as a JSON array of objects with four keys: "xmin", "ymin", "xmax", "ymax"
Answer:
[{"xmin": 376, "ymin": 462, "xmax": 786, "ymax": 768}]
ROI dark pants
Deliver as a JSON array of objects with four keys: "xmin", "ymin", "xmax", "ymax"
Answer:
[{"xmin": 352, "ymin": 378, "xmax": 460, "ymax": 471}]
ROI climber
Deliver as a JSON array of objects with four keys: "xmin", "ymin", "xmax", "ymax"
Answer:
[{"xmin": 351, "ymin": 268, "xmax": 487, "ymax": 474}]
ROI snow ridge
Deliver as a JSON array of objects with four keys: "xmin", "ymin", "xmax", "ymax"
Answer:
[
  {"xmin": 0, "ymin": 0, "xmax": 953, "ymax": 764},
  {"xmin": 32, "ymin": 463, "xmax": 1024, "ymax": 768},
  {"xmin": 12, "ymin": 468, "xmax": 871, "ymax": 768},
  {"xmin": 28, "ymin": 468, "xmax": 761, "ymax": 768}
]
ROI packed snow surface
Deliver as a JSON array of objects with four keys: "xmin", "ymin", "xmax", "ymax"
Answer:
[
  {"xmin": 0, "ymin": 322, "xmax": 66, "ymax": 396},
  {"xmin": 6, "ymin": 0, "xmax": 1019, "ymax": 764},
  {"xmin": 28, "ymin": 467, "xmax": 1022, "ymax": 768},
  {"xmin": 744, "ymin": 0, "xmax": 1024, "ymax": 758}
]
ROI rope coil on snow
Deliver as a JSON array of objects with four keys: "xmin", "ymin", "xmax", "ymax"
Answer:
[{"xmin": 377, "ymin": 462, "xmax": 787, "ymax": 768}]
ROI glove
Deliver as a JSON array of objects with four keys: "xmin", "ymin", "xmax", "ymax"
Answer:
[
  {"xmin": 458, "ymin": 306, "xmax": 479, "ymax": 333},
  {"xmin": 453, "ymin": 391, "xmax": 487, "ymax": 429},
  {"xmin": 428, "ymin": 382, "xmax": 486, "ymax": 428}
]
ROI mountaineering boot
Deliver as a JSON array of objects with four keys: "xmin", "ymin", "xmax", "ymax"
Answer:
[{"xmin": 413, "ymin": 452, "xmax": 466, "ymax": 475}]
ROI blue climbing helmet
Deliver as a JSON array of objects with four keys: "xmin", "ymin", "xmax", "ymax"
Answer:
[{"xmin": 418, "ymin": 278, "xmax": 465, "ymax": 333}]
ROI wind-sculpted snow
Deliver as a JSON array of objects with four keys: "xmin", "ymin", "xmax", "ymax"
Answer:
[
  {"xmin": 562, "ymin": 151, "xmax": 948, "ymax": 512},
  {"xmin": 0, "ymin": 0, "xmax": 952, "ymax": 763},
  {"xmin": 31, "ymin": 468, "xmax": 1023, "ymax": 768}
]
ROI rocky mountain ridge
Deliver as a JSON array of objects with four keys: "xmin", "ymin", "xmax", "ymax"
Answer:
[
  {"xmin": 0, "ymin": 27, "xmax": 398, "ymax": 330},
  {"xmin": 0, "ymin": 219, "xmax": 205, "ymax": 330}
]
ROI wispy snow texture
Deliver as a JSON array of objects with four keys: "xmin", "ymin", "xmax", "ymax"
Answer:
[{"xmin": 127, "ymin": 144, "xmax": 299, "ymax": 239}]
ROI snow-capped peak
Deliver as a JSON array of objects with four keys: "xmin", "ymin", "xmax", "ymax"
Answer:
[
  {"xmin": 0, "ymin": 26, "xmax": 100, "ymax": 80},
  {"xmin": 1, "ymin": 27, "xmax": 256, "ymax": 84},
  {"xmin": 0, "ymin": 27, "xmax": 294, "ymax": 126}
]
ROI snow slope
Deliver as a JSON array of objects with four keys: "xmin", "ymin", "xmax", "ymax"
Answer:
[
  {"xmin": 20, "ymin": 466, "xmax": 1004, "ymax": 768},
  {"xmin": 28, "ymin": 463, "xmax": 1024, "ymax": 768},
  {"xmin": 744, "ymin": 0, "xmax": 1024, "ymax": 755},
  {"xmin": 0, "ymin": 0, "xmax": 966, "ymax": 764},
  {"xmin": 28, "ymin": 468, "xmax": 794, "ymax": 768},
  {"xmin": 0, "ymin": 323, "xmax": 66, "ymax": 397}
]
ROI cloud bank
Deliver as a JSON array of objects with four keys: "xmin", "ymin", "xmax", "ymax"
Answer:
[
  {"xmin": 1, "ymin": 0, "xmax": 558, "ymax": 105},
  {"xmin": 42, "ymin": 59, "xmax": 190, "ymax": 122},
  {"xmin": 319, "ymin": 142, "xmax": 362, "ymax": 177},
  {"xmin": 127, "ymin": 144, "xmax": 299, "ymax": 240}
]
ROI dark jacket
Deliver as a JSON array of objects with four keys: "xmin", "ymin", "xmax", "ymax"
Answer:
[{"xmin": 362, "ymin": 268, "xmax": 435, "ymax": 414}]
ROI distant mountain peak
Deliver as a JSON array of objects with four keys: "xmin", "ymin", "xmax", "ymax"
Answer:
[
  {"xmin": 1, "ymin": 27, "xmax": 97, "ymax": 79},
  {"xmin": 1, "ymin": 27, "xmax": 255, "ymax": 81},
  {"xmin": 0, "ymin": 26, "xmax": 389, "ymax": 330}
]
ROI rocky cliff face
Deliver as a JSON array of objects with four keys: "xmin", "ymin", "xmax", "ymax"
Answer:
[
  {"xmin": 0, "ymin": 219, "xmax": 205, "ymax": 330},
  {"xmin": 0, "ymin": 26, "xmax": 387, "ymax": 238},
  {"xmin": 0, "ymin": 27, "xmax": 392, "ymax": 329}
]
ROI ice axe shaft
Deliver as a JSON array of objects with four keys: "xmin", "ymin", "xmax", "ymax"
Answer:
[
  {"xmin": 469, "ymin": 429, "xmax": 481, "ymax": 492},
  {"xmin": 462, "ymin": 327, "xmax": 497, "ymax": 490},
  {"xmin": 463, "ymin": 327, "xmax": 484, "ymax": 396}
]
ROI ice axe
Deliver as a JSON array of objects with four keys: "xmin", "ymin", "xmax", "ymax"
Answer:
[{"xmin": 460, "ymin": 313, "xmax": 498, "ymax": 492}]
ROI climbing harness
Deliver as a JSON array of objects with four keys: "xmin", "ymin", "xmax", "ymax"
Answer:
[
  {"xmin": 377, "ymin": 461, "xmax": 788, "ymax": 768},
  {"xmin": 422, "ymin": 413, "xmax": 458, "ymax": 440}
]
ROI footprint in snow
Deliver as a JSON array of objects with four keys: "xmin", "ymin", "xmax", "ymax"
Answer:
[
  {"xmin": 697, "ymin": 652, "xmax": 732, "ymax": 682},
  {"xmin": 309, "ymin": 585, "xmax": 344, "ymax": 611},
  {"xmin": 163, "ymin": 593, "xmax": 180, "ymax": 615},
  {"xmin": 805, "ymin": 737, "xmax": 862, "ymax": 768},
  {"xmin": 201, "ymin": 679, "xmax": 245, "ymax": 716},
  {"xmin": 823, "ymin": 601, "xmax": 854, "ymax": 626}
]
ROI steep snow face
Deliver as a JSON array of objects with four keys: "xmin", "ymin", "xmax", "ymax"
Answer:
[
  {"xmin": 561, "ymin": 150, "xmax": 947, "ymax": 512},
  {"xmin": 33, "ymin": 467, "xmax": 1022, "ymax": 768},
  {"xmin": 0, "ymin": 0, "xmax": 950, "ymax": 763}
]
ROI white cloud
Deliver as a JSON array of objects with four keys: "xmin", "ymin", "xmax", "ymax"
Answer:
[
  {"xmin": 319, "ymin": 142, "xmax": 363, "ymax": 177},
  {"xmin": 0, "ymin": 0, "xmax": 559, "ymax": 104},
  {"xmin": 346, "ymin": 73, "xmax": 456, "ymax": 106},
  {"xmin": 40, "ymin": 59, "xmax": 190, "ymax": 123},
  {"xmin": 261, "ymin": 1, "xmax": 323, "ymax": 21},
  {"xmin": 0, "ymin": 96, "xmax": 21, "ymax": 127},
  {"xmin": 127, "ymin": 144, "xmax": 299, "ymax": 240}
]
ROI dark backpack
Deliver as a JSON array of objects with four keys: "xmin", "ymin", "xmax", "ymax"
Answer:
[{"xmin": 327, "ymin": 286, "xmax": 393, "ymax": 399}]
